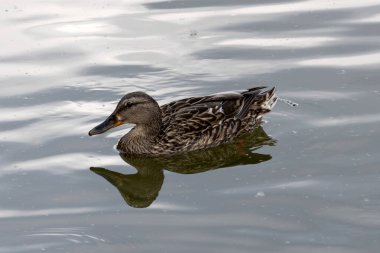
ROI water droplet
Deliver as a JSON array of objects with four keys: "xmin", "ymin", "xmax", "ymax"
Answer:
[
  {"xmin": 277, "ymin": 97, "xmax": 299, "ymax": 107},
  {"xmin": 255, "ymin": 191, "xmax": 265, "ymax": 198}
]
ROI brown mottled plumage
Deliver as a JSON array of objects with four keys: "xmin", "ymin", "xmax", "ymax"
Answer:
[{"xmin": 89, "ymin": 86, "xmax": 277, "ymax": 156}]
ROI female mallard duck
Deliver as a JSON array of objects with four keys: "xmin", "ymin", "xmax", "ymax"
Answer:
[{"xmin": 89, "ymin": 86, "xmax": 277, "ymax": 156}]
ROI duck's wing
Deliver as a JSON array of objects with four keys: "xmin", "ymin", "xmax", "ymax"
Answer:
[
  {"xmin": 160, "ymin": 86, "xmax": 265, "ymax": 116},
  {"xmin": 157, "ymin": 87, "xmax": 276, "ymax": 151}
]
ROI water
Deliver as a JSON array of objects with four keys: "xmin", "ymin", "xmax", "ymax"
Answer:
[{"xmin": 1, "ymin": 0, "xmax": 380, "ymax": 252}]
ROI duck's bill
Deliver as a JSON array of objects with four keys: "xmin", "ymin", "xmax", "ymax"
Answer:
[{"xmin": 88, "ymin": 114, "xmax": 123, "ymax": 136}]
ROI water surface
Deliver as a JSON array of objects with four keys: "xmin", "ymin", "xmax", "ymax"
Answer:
[{"xmin": 1, "ymin": 0, "xmax": 380, "ymax": 252}]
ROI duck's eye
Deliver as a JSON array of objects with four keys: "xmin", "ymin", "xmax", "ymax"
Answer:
[{"xmin": 125, "ymin": 102, "xmax": 133, "ymax": 108}]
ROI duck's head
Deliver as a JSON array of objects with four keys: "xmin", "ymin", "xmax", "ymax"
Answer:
[{"xmin": 89, "ymin": 91, "xmax": 161, "ymax": 136}]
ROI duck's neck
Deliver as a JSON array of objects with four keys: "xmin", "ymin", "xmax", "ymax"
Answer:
[{"xmin": 117, "ymin": 116, "xmax": 162, "ymax": 154}]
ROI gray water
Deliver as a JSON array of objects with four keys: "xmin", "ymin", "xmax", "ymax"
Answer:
[{"xmin": 1, "ymin": 0, "xmax": 380, "ymax": 252}]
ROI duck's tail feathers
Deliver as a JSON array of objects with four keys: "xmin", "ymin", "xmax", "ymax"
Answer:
[
  {"xmin": 260, "ymin": 87, "xmax": 277, "ymax": 111},
  {"xmin": 236, "ymin": 87, "xmax": 277, "ymax": 119}
]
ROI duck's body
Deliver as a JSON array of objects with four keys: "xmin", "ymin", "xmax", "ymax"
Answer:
[{"xmin": 89, "ymin": 86, "xmax": 277, "ymax": 156}]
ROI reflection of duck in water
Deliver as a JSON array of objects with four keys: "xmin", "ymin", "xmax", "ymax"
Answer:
[
  {"xmin": 90, "ymin": 127, "xmax": 275, "ymax": 208},
  {"xmin": 89, "ymin": 87, "xmax": 277, "ymax": 155}
]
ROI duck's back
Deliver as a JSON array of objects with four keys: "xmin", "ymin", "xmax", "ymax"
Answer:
[{"xmin": 153, "ymin": 87, "xmax": 277, "ymax": 154}]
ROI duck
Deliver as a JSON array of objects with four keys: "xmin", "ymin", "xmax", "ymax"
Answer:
[{"xmin": 88, "ymin": 86, "xmax": 277, "ymax": 156}]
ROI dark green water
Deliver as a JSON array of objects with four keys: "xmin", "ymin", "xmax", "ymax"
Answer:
[{"xmin": 1, "ymin": 0, "xmax": 380, "ymax": 252}]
